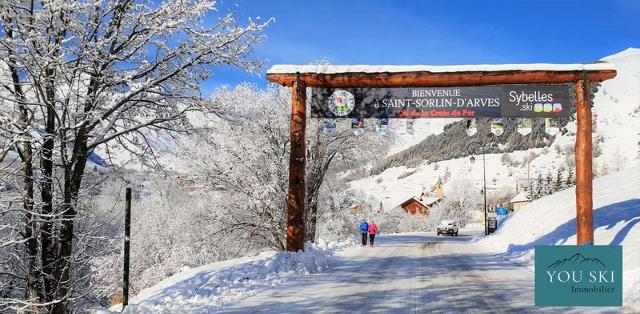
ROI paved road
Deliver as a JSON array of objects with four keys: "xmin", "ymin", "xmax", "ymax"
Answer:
[{"xmin": 223, "ymin": 233, "xmax": 622, "ymax": 314}]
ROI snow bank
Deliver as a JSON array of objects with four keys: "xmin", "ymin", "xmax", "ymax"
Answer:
[
  {"xmin": 476, "ymin": 165, "xmax": 640, "ymax": 309},
  {"xmin": 100, "ymin": 239, "xmax": 356, "ymax": 313},
  {"xmin": 267, "ymin": 62, "xmax": 615, "ymax": 74}
]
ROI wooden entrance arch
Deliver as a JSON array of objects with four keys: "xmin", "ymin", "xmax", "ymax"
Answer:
[{"xmin": 266, "ymin": 64, "xmax": 617, "ymax": 252}]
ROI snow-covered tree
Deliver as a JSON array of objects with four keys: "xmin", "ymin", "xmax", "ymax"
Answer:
[
  {"xmin": 0, "ymin": 1, "xmax": 269, "ymax": 312},
  {"xmin": 544, "ymin": 173, "xmax": 554, "ymax": 195},
  {"xmin": 565, "ymin": 167, "xmax": 576, "ymax": 187},
  {"xmin": 180, "ymin": 84, "xmax": 394, "ymax": 248},
  {"xmin": 305, "ymin": 113, "xmax": 393, "ymax": 242},
  {"xmin": 437, "ymin": 179, "xmax": 479, "ymax": 226},
  {"xmin": 179, "ymin": 84, "xmax": 291, "ymax": 251},
  {"xmin": 554, "ymin": 168, "xmax": 564, "ymax": 191}
]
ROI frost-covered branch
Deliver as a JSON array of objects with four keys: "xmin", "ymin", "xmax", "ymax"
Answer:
[{"xmin": 0, "ymin": 0, "xmax": 269, "ymax": 311}]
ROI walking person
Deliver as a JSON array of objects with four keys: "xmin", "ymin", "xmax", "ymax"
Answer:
[
  {"xmin": 368, "ymin": 221, "xmax": 378, "ymax": 247},
  {"xmin": 359, "ymin": 219, "xmax": 369, "ymax": 246}
]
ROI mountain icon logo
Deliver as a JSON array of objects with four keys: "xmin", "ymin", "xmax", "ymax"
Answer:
[{"xmin": 547, "ymin": 253, "xmax": 607, "ymax": 269}]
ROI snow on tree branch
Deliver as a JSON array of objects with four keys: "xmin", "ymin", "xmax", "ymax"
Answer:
[{"xmin": 0, "ymin": 0, "xmax": 270, "ymax": 311}]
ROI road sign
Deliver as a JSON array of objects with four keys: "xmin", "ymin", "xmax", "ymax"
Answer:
[
  {"xmin": 311, "ymin": 84, "xmax": 575, "ymax": 119},
  {"xmin": 517, "ymin": 118, "xmax": 533, "ymax": 135}
]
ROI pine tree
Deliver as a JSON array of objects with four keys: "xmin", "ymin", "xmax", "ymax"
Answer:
[
  {"xmin": 545, "ymin": 173, "xmax": 553, "ymax": 195},
  {"xmin": 565, "ymin": 168, "xmax": 575, "ymax": 187},
  {"xmin": 526, "ymin": 182, "xmax": 536, "ymax": 201},
  {"xmin": 534, "ymin": 174, "xmax": 544, "ymax": 200},
  {"xmin": 554, "ymin": 169, "xmax": 563, "ymax": 191}
]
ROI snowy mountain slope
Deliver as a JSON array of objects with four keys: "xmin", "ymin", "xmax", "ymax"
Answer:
[
  {"xmin": 596, "ymin": 48, "xmax": 640, "ymax": 161},
  {"xmin": 476, "ymin": 164, "xmax": 640, "ymax": 309},
  {"xmin": 387, "ymin": 118, "xmax": 460, "ymax": 155},
  {"xmin": 351, "ymin": 48, "xmax": 640, "ymax": 211}
]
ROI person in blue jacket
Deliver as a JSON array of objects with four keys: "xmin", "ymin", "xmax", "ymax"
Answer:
[{"xmin": 359, "ymin": 219, "xmax": 369, "ymax": 246}]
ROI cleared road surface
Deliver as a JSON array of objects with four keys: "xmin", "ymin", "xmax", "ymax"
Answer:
[{"xmin": 223, "ymin": 233, "xmax": 623, "ymax": 314}]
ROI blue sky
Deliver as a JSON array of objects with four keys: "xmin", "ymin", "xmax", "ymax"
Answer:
[{"xmin": 203, "ymin": 0, "xmax": 640, "ymax": 93}]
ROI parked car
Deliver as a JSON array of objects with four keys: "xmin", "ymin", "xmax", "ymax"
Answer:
[{"xmin": 437, "ymin": 220, "xmax": 459, "ymax": 236}]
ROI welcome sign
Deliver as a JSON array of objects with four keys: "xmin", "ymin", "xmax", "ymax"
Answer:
[
  {"xmin": 535, "ymin": 245, "xmax": 622, "ymax": 306},
  {"xmin": 311, "ymin": 84, "xmax": 575, "ymax": 119}
]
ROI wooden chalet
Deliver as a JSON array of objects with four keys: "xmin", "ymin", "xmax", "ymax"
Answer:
[{"xmin": 400, "ymin": 178, "xmax": 444, "ymax": 215}]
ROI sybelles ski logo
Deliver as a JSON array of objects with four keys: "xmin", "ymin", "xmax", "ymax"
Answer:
[{"xmin": 509, "ymin": 90, "xmax": 563, "ymax": 114}]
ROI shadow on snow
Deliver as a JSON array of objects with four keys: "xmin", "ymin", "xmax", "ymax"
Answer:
[{"xmin": 504, "ymin": 199, "xmax": 640, "ymax": 256}]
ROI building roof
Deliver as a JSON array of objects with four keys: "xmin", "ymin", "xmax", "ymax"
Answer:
[
  {"xmin": 400, "ymin": 197, "xmax": 423, "ymax": 208},
  {"xmin": 510, "ymin": 191, "xmax": 530, "ymax": 203},
  {"xmin": 400, "ymin": 196, "xmax": 442, "ymax": 209},
  {"xmin": 418, "ymin": 197, "xmax": 441, "ymax": 207}
]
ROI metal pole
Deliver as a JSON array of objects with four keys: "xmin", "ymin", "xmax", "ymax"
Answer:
[
  {"xmin": 123, "ymin": 188, "xmax": 131, "ymax": 309},
  {"xmin": 527, "ymin": 159, "xmax": 530, "ymax": 189},
  {"xmin": 482, "ymin": 148, "xmax": 488, "ymax": 236}
]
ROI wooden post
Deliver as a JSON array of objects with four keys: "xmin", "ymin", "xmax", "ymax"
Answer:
[
  {"xmin": 575, "ymin": 79, "xmax": 594, "ymax": 245},
  {"xmin": 123, "ymin": 188, "xmax": 131, "ymax": 308},
  {"xmin": 286, "ymin": 73, "xmax": 306, "ymax": 252}
]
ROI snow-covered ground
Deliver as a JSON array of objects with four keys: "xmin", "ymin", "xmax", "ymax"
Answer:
[
  {"xmin": 224, "ymin": 233, "xmax": 628, "ymax": 313},
  {"xmin": 97, "ymin": 239, "xmax": 355, "ymax": 313},
  {"xmin": 476, "ymin": 164, "xmax": 640, "ymax": 309},
  {"xmin": 96, "ymin": 163, "xmax": 640, "ymax": 312}
]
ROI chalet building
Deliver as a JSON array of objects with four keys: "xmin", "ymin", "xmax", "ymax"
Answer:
[
  {"xmin": 400, "ymin": 178, "xmax": 444, "ymax": 215},
  {"xmin": 400, "ymin": 197, "xmax": 438, "ymax": 215},
  {"xmin": 509, "ymin": 191, "xmax": 530, "ymax": 210}
]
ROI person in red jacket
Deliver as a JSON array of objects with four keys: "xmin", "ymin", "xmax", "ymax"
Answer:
[{"xmin": 368, "ymin": 221, "xmax": 378, "ymax": 247}]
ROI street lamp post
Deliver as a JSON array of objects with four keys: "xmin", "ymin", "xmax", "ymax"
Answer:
[
  {"xmin": 527, "ymin": 155, "xmax": 532, "ymax": 190},
  {"xmin": 470, "ymin": 146, "xmax": 488, "ymax": 236}
]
